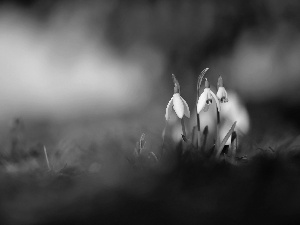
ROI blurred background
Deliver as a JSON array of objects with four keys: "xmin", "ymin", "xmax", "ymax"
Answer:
[{"xmin": 0, "ymin": 0, "xmax": 299, "ymax": 162}]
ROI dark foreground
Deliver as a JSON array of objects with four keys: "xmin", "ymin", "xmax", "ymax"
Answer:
[{"xmin": 1, "ymin": 142, "xmax": 300, "ymax": 225}]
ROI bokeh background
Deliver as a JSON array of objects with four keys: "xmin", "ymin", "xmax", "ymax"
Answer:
[
  {"xmin": 0, "ymin": 0, "xmax": 300, "ymax": 161},
  {"xmin": 1, "ymin": 1, "xmax": 300, "ymax": 224}
]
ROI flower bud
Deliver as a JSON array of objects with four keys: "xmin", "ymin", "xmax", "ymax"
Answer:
[
  {"xmin": 174, "ymin": 85, "xmax": 179, "ymax": 94},
  {"xmin": 205, "ymin": 78, "xmax": 210, "ymax": 88},
  {"xmin": 217, "ymin": 76, "xmax": 224, "ymax": 88}
]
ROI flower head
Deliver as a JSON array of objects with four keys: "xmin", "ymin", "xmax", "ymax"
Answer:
[
  {"xmin": 217, "ymin": 76, "xmax": 228, "ymax": 103},
  {"xmin": 197, "ymin": 79, "xmax": 220, "ymax": 113},
  {"xmin": 165, "ymin": 75, "xmax": 190, "ymax": 120}
]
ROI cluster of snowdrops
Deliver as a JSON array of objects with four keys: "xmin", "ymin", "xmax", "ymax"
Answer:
[{"xmin": 164, "ymin": 68, "xmax": 237, "ymax": 161}]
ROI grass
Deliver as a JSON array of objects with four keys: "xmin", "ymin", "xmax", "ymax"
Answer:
[{"xmin": 1, "ymin": 120, "xmax": 300, "ymax": 225}]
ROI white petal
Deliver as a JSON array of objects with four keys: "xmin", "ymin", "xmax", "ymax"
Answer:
[
  {"xmin": 197, "ymin": 89, "xmax": 208, "ymax": 113},
  {"xmin": 206, "ymin": 90, "xmax": 212, "ymax": 104},
  {"xmin": 217, "ymin": 87, "xmax": 223, "ymax": 100},
  {"xmin": 203, "ymin": 104, "xmax": 209, "ymax": 112},
  {"xmin": 224, "ymin": 89, "xmax": 228, "ymax": 101},
  {"xmin": 173, "ymin": 93, "xmax": 184, "ymax": 118},
  {"xmin": 165, "ymin": 97, "xmax": 173, "ymax": 120},
  {"xmin": 180, "ymin": 96, "xmax": 190, "ymax": 118},
  {"xmin": 217, "ymin": 87, "xmax": 228, "ymax": 102},
  {"xmin": 210, "ymin": 90, "xmax": 221, "ymax": 112}
]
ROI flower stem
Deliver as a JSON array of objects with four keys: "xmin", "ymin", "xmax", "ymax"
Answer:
[
  {"xmin": 196, "ymin": 110, "xmax": 201, "ymax": 150},
  {"xmin": 161, "ymin": 120, "xmax": 168, "ymax": 157},
  {"xmin": 181, "ymin": 118, "xmax": 187, "ymax": 140},
  {"xmin": 215, "ymin": 106, "xmax": 220, "ymax": 152},
  {"xmin": 196, "ymin": 68, "xmax": 209, "ymax": 151},
  {"xmin": 191, "ymin": 126, "xmax": 197, "ymax": 147}
]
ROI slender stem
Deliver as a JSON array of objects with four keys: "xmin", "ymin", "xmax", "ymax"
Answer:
[
  {"xmin": 191, "ymin": 126, "xmax": 197, "ymax": 147},
  {"xmin": 215, "ymin": 106, "xmax": 220, "ymax": 152},
  {"xmin": 44, "ymin": 145, "xmax": 51, "ymax": 171},
  {"xmin": 172, "ymin": 74, "xmax": 180, "ymax": 94},
  {"xmin": 196, "ymin": 111, "xmax": 201, "ymax": 150},
  {"xmin": 196, "ymin": 68, "xmax": 208, "ymax": 151},
  {"xmin": 161, "ymin": 120, "xmax": 168, "ymax": 157},
  {"xmin": 181, "ymin": 118, "xmax": 187, "ymax": 139}
]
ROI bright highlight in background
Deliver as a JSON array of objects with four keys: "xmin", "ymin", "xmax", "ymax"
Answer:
[{"xmin": 0, "ymin": 9, "xmax": 164, "ymax": 120}]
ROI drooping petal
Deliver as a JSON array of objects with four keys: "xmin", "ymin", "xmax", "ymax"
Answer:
[
  {"xmin": 206, "ymin": 90, "xmax": 213, "ymax": 105},
  {"xmin": 165, "ymin": 97, "xmax": 173, "ymax": 120},
  {"xmin": 217, "ymin": 87, "xmax": 228, "ymax": 103},
  {"xmin": 173, "ymin": 93, "xmax": 185, "ymax": 118},
  {"xmin": 217, "ymin": 87, "xmax": 223, "ymax": 100},
  {"xmin": 224, "ymin": 88, "xmax": 228, "ymax": 102},
  {"xmin": 210, "ymin": 90, "xmax": 221, "ymax": 112},
  {"xmin": 197, "ymin": 89, "xmax": 208, "ymax": 113},
  {"xmin": 217, "ymin": 76, "xmax": 224, "ymax": 88},
  {"xmin": 180, "ymin": 96, "xmax": 190, "ymax": 118}
]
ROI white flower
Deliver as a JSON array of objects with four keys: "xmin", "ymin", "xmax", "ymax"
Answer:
[
  {"xmin": 217, "ymin": 87, "xmax": 228, "ymax": 103},
  {"xmin": 217, "ymin": 76, "xmax": 228, "ymax": 103},
  {"xmin": 165, "ymin": 93, "xmax": 190, "ymax": 120},
  {"xmin": 197, "ymin": 79, "xmax": 220, "ymax": 113}
]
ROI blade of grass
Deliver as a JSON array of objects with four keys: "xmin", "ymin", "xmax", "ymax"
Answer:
[
  {"xmin": 230, "ymin": 131, "xmax": 237, "ymax": 163},
  {"xmin": 149, "ymin": 152, "xmax": 158, "ymax": 163},
  {"xmin": 43, "ymin": 145, "xmax": 51, "ymax": 171},
  {"xmin": 216, "ymin": 121, "xmax": 237, "ymax": 158},
  {"xmin": 139, "ymin": 133, "xmax": 146, "ymax": 154}
]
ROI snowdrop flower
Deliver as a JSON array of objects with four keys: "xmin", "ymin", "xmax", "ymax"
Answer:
[
  {"xmin": 197, "ymin": 79, "xmax": 220, "ymax": 113},
  {"xmin": 165, "ymin": 87, "xmax": 190, "ymax": 120},
  {"xmin": 217, "ymin": 76, "xmax": 228, "ymax": 103},
  {"xmin": 165, "ymin": 75, "xmax": 190, "ymax": 120},
  {"xmin": 164, "ymin": 74, "xmax": 190, "ymax": 143}
]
